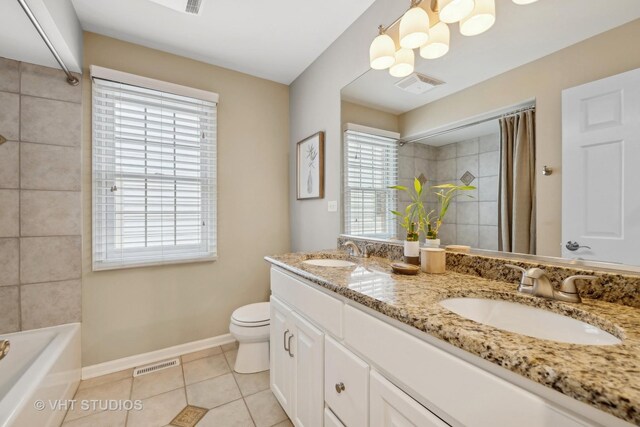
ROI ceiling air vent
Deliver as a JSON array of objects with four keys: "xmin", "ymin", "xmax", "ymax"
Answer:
[
  {"xmin": 395, "ymin": 73, "xmax": 444, "ymax": 95},
  {"xmin": 148, "ymin": 0, "xmax": 204, "ymax": 15}
]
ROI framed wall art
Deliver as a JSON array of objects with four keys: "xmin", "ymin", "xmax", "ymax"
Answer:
[{"xmin": 297, "ymin": 131, "xmax": 325, "ymax": 200}]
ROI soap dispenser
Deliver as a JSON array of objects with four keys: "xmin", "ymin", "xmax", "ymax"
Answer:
[{"xmin": 404, "ymin": 222, "xmax": 420, "ymax": 266}]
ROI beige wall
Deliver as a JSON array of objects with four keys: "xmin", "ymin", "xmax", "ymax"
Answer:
[
  {"xmin": 398, "ymin": 19, "xmax": 640, "ymax": 257},
  {"xmin": 82, "ymin": 33, "xmax": 290, "ymax": 366},
  {"xmin": 341, "ymin": 100, "xmax": 399, "ymax": 132}
]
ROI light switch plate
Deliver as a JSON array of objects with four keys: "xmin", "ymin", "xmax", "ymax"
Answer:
[{"xmin": 328, "ymin": 200, "xmax": 338, "ymax": 212}]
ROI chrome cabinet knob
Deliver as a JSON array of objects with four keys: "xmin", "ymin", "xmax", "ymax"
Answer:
[{"xmin": 335, "ymin": 382, "xmax": 345, "ymax": 393}]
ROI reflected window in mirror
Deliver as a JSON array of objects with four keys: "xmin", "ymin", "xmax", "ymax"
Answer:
[{"xmin": 343, "ymin": 124, "xmax": 399, "ymax": 238}]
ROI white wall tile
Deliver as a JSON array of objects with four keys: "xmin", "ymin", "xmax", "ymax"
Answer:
[
  {"xmin": 457, "ymin": 138, "xmax": 479, "ymax": 156},
  {"xmin": 0, "ymin": 286, "xmax": 19, "ymax": 333},
  {"xmin": 0, "ymin": 238, "xmax": 19, "ymax": 287},
  {"xmin": 0, "ymin": 141, "xmax": 19, "ymax": 188},
  {"xmin": 0, "ymin": 92, "xmax": 20, "ymax": 140},
  {"xmin": 479, "ymin": 151, "xmax": 500, "ymax": 177},
  {"xmin": 479, "ymin": 176, "xmax": 499, "ymax": 202},
  {"xmin": 21, "ymin": 190, "xmax": 81, "ymax": 236},
  {"xmin": 479, "ymin": 133, "xmax": 500, "ymax": 153},
  {"xmin": 20, "ymin": 96, "xmax": 81, "ymax": 146},
  {"xmin": 0, "ymin": 58, "xmax": 20, "ymax": 93},
  {"xmin": 479, "ymin": 225, "xmax": 499, "ymax": 250},
  {"xmin": 20, "ymin": 143, "xmax": 81, "ymax": 191},
  {"xmin": 20, "ymin": 236, "xmax": 81, "ymax": 284},
  {"xmin": 457, "ymin": 201, "xmax": 478, "ymax": 225},
  {"xmin": 479, "ymin": 201, "xmax": 499, "ymax": 226},
  {"xmin": 456, "ymin": 224, "xmax": 479, "ymax": 247},
  {"xmin": 436, "ymin": 143, "xmax": 456, "ymax": 160},
  {"xmin": 0, "ymin": 190, "xmax": 19, "ymax": 237},
  {"xmin": 20, "ymin": 63, "xmax": 82, "ymax": 103},
  {"xmin": 20, "ymin": 279, "xmax": 81, "ymax": 329}
]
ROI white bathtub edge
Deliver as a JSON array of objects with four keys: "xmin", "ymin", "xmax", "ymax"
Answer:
[{"xmin": 81, "ymin": 333, "xmax": 235, "ymax": 379}]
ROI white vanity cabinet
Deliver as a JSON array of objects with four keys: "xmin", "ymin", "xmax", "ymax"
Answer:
[
  {"xmin": 269, "ymin": 266, "xmax": 619, "ymax": 427},
  {"xmin": 270, "ymin": 295, "xmax": 324, "ymax": 427}
]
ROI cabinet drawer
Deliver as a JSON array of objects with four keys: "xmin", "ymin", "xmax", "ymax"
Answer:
[
  {"xmin": 324, "ymin": 336, "xmax": 369, "ymax": 427},
  {"xmin": 324, "ymin": 408, "xmax": 346, "ymax": 427},
  {"xmin": 344, "ymin": 305, "xmax": 590, "ymax": 427},
  {"xmin": 271, "ymin": 268, "xmax": 343, "ymax": 337},
  {"xmin": 370, "ymin": 370, "xmax": 448, "ymax": 427}
]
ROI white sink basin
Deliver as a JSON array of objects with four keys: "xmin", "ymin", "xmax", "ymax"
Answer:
[
  {"xmin": 303, "ymin": 259, "xmax": 356, "ymax": 267},
  {"xmin": 439, "ymin": 298, "xmax": 621, "ymax": 345}
]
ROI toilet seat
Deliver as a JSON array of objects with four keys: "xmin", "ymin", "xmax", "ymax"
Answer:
[{"xmin": 231, "ymin": 302, "xmax": 270, "ymax": 328}]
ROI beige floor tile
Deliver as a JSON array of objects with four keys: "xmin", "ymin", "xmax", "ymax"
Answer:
[
  {"xmin": 221, "ymin": 341, "xmax": 239, "ymax": 353},
  {"xmin": 78, "ymin": 369, "xmax": 133, "ymax": 391},
  {"xmin": 126, "ymin": 388, "xmax": 186, "ymax": 427},
  {"xmin": 183, "ymin": 354, "xmax": 230, "ymax": 385},
  {"xmin": 61, "ymin": 408, "xmax": 126, "ymax": 427},
  {"xmin": 197, "ymin": 399, "xmax": 254, "ymax": 427},
  {"xmin": 185, "ymin": 373, "xmax": 241, "ymax": 409},
  {"xmin": 64, "ymin": 378, "xmax": 132, "ymax": 422},
  {"xmin": 244, "ymin": 390, "xmax": 287, "ymax": 427},
  {"xmin": 271, "ymin": 420, "xmax": 293, "ymax": 427},
  {"xmin": 131, "ymin": 366, "xmax": 184, "ymax": 400},
  {"xmin": 224, "ymin": 349, "xmax": 238, "ymax": 369},
  {"xmin": 181, "ymin": 346, "xmax": 222, "ymax": 363},
  {"xmin": 233, "ymin": 370, "xmax": 270, "ymax": 397}
]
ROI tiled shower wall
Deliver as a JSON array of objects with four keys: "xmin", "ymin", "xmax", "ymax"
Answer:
[
  {"xmin": 397, "ymin": 133, "xmax": 500, "ymax": 250},
  {"xmin": 0, "ymin": 58, "xmax": 82, "ymax": 334}
]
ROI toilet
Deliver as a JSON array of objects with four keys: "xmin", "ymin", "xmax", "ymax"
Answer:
[{"xmin": 229, "ymin": 302, "xmax": 270, "ymax": 374}]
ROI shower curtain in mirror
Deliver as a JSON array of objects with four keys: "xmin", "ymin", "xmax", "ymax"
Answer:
[{"xmin": 498, "ymin": 110, "xmax": 536, "ymax": 254}]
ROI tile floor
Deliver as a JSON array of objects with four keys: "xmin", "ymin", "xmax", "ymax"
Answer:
[{"xmin": 62, "ymin": 341, "xmax": 291, "ymax": 427}]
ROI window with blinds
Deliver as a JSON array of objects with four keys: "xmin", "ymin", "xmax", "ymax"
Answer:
[
  {"xmin": 343, "ymin": 129, "xmax": 398, "ymax": 238},
  {"xmin": 92, "ymin": 73, "xmax": 217, "ymax": 270}
]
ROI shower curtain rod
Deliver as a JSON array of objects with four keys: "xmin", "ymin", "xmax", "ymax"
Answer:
[
  {"xmin": 400, "ymin": 105, "xmax": 536, "ymax": 145},
  {"xmin": 17, "ymin": 0, "xmax": 79, "ymax": 86}
]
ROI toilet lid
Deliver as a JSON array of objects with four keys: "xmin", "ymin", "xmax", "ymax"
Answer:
[{"xmin": 231, "ymin": 302, "xmax": 270, "ymax": 326}]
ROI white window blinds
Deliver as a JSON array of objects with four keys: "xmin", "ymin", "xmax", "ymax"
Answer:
[
  {"xmin": 92, "ymin": 74, "xmax": 217, "ymax": 270},
  {"xmin": 343, "ymin": 129, "xmax": 398, "ymax": 238}
]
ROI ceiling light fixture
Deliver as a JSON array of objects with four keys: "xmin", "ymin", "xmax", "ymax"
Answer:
[
  {"xmin": 369, "ymin": 26, "xmax": 396, "ymax": 70},
  {"xmin": 460, "ymin": 0, "xmax": 495, "ymax": 36},
  {"xmin": 399, "ymin": 1, "xmax": 431, "ymax": 49},
  {"xmin": 369, "ymin": 0, "xmax": 536, "ymax": 76},
  {"xmin": 390, "ymin": 48, "xmax": 415, "ymax": 78}
]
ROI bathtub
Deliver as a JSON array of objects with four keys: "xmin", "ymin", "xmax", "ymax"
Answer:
[{"xmin": 0, "ymin": 323, "xmax": 81, "ymax": 427}]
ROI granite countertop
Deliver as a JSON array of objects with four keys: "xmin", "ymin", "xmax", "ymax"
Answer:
[{"xmin": 265, "ymin": 250, "xmax": 640, "ymax": 425}]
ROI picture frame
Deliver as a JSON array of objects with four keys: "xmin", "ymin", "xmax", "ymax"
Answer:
[{"xmin": 297, "ymin": 131, "xmax": 325, "ymax": 200}]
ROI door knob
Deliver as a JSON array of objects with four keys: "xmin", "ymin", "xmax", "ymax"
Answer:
[
  {"xmin": 566, "ymin": 241, "xmax": 591, "ymax": 251},
  {"xmin": 335, "ymin": 382, "xmax": 345, "ymax": 393}
]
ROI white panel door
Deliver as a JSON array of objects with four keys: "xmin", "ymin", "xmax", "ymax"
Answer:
[
  {"xmin": 370, "ymin": 371, "xmax": 449, "ymax": 427},
  {"xmin": 290, "ymin": 312, "xmax": 324, "ymax": 427},
  {"xmin": 562, "ymin": 68, "xmax": 640, "ymax": 264},
  {"xmin": 270, "ymin": 296, "xmax": 293, "ymax": 415}
]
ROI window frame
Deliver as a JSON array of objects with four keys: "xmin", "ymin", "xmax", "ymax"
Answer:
[
  {"xmin": 91, "ymin": 66, "xmax": 218, "ymax": 271},
  {"xmin": 342, "ymin": 124, "xmax": 400, "ymax": 239}
]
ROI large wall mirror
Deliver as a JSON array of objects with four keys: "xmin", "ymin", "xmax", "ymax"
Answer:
[{"xmin": 339, "ymin": 3, "xmax": 640, "ymax": 269}]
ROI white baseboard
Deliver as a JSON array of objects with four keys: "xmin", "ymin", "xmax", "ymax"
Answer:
[{"xmin": 81, "ymin": 333, "xmax": 236, "ymax": 380}]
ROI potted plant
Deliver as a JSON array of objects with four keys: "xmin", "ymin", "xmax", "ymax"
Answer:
[
  {"xmin": 423, "ymin": 183, "xmax": 476, "ymax": 247},
  {"xmin": 390, "ymin": 178, "xmax": 429, "ymax": 265}
]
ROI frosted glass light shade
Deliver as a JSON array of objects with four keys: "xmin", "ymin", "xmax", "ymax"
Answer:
[
  {"xmin": 399, "ymin": 7, "xmax": 430, "ymax": 49},
  {"xmin": 419, "ymin": 22, "xmax": 450, "ymax": 59},
  {"xmin": 460, "ymin": 0, "xmax": 495, "ymax": 36},
  {"xmin": 369, "ymin": 33, "xmax": 396, "ymax": 70},
  {"xmin": 389, "ymin": 48, "xmax": 415, "ymax": 78},
  {"xmin": 438, "ymin": 0, "xmax": 475, "ymax": 23},
  {"xmin": 513, "ymin": 0, "xmax": 538, "ymax": 4}
]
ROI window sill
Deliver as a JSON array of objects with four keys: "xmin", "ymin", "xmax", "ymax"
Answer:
[{"xmin": 92, "ymin": 255, "xmax": 218, "ymax": 272}]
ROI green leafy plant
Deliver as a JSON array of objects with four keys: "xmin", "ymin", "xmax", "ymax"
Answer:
[
  {"xmin": 389, "ymin": 178, "xmax": 429, "ymax": 239},
  {"xmin": 426, "ymin": 183, "xmax": 476, "ymax": 239},
  {"xmin": 389, "ymin": 178, "xmax": 475, "ymax": 240}
]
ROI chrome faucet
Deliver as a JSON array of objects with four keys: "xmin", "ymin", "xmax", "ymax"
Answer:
[
  {"xmin": 0, "ymin": 340, "xmax": 9, "ymax": 362},
  {"xmin": 342, "ymin": 241, "xmax": 369, "ymax": 258},
  {"xmin": 506, "ymin": 265, "xmax": 597, "ymax": 303}
]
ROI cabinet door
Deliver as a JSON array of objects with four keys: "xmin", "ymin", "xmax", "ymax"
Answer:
[
  {"xmin": 325, "ymin": 336, "xmax": 369, "ymax": 427},
  {"xmin": 370, "ymin": 371, "xmax": 449, "ymax": 427},
  {"xmin": 324, "ymin": 408, "xmax": 346, "ymax": 427},
  {"xmin": 270, "ymin": 296, "xmax": 293, "ymax": 415},
  {"xmin": 290, "ymin": 311, "xmax": 324, "ymax": 427}
]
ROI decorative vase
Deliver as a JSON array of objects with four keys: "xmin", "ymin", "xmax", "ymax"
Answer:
[
  {"xmin": 424, "ymin": 238, "xmax": 441, "ymax": 248},
  {"xmin": 403, "ymin": 222, "xmax": 420, "ymax": 266}
]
